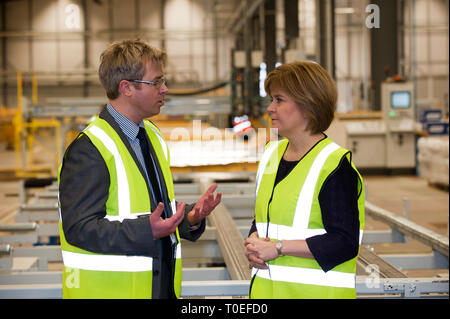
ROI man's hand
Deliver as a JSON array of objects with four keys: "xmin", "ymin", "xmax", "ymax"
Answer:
[
  {"xmin": 149, "ymin": 202, "xmax": 185, "ymax": 239},
  {"xmin": 187, "ymin": 184, "xmax": 222, "ymax": 226}
]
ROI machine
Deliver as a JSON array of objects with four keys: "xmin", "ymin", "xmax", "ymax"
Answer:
[
  {"xmin": 382, "ymin": 81, "xmax": 416, "ymax": 169},
  {"xmin": 344, "ymin": 81, "xmax": 417, "ymax": 171}
]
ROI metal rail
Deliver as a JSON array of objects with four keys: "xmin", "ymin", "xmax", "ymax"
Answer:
[
  {"xmin": 357, "ymin": 246, "xmax": 408, "ymax": 278},
  {"xmin": 365, "ymin": 201, "xmax": 449, "ymax": 257},
  {"xmin": 1, "ymin": 176, "xmax": 448, "ymax": 299},
  {"xmin": 200, "ymin": 179, "xmax": 251, "ymax": 281},
  {"xmin": 0, "ymin": 277, "xmax": 447, "ymax": 299}
]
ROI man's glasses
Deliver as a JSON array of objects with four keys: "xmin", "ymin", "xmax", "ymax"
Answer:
[{"xmin": 127, "ymin": 78, "xmax": 166, "ymax": 88}]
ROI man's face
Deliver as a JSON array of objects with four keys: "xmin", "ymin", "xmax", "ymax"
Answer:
[{"xmin": 131, "ymin": 59, "xmax": 168, "ymax": 119}]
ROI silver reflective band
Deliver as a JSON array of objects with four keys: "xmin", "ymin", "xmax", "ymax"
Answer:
[
  {"xmin": 256, "ymin": 222, "xmax": 326, "ymax": 240},
  {"xmin": 292, "ymin": 143, "xmax": 340, "ymax": 230},
  {"xmin": 88, "ymin": 125, "xmax": 131, "ymax": 217},
  {"xmin": 146, "ymin": 123, "xmax": 169, "ymax": 161},
  {"xmin": 62, "ymin": 250, "xmax": 153, "ymax": 272},
  {"xmin": 104, "ymin": 212, "xmax": 150, "ymax": 222},
  {"xmin": 176, "ymin": 243, "xmax": 181, "ymax": 259},
  {"xmin": 255, "ymin": 265, "xmax": 356, "ymax": 289},
  {"xmin": 256, "ymin": 222, "xmax": 364, "ymax": 244},
  {"xmin": 255, "ymin": 140, "xmax": 283, "ymax": 196}
]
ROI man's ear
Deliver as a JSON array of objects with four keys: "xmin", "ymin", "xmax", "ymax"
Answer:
[{"xmin": 118, "ymin": 80, "xmax": 133, "ymax": 97}]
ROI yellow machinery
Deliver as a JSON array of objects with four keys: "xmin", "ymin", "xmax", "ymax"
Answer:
[{"xmin": 11, "ymin": 71, "xmax": 61, "ymax": 178}]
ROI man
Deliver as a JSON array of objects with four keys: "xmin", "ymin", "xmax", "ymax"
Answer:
[{"xmin": 58, "ymin": 39, "xmax": 222, "ymax": 299}]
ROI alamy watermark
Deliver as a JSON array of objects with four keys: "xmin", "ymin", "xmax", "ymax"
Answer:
[
  {"xmin": 167, "ymin": 120, "xmax": 280, "ymax": 173},
  {"xmin": 65, "ymin": 267, "xmax": 80, "ymax": 289},
  {"xmin": 365, "ymin": 4, "xmax": 380, "ymax": 29},
  {"xmin": 364, "ymin": 264, "xmax": 381, "ymax": 289}
]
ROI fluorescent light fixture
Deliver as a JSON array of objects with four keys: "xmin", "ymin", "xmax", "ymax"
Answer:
[{"xmin": 335, "ymin": 7, "xmax": 355, "ymax": 14}]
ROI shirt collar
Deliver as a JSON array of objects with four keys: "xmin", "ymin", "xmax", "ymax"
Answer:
[{"xmin": 106, "ymin": 103, "xmax": 145, "ymax": 140}]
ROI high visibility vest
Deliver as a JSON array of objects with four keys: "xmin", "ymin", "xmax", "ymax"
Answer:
[
  {"xmin": 58, "ymin": 118, "xmax": 182, "ymax": 299},
  {"xmin": 250, "ymin": 137, "xmax": 365, "ymax": 299}
]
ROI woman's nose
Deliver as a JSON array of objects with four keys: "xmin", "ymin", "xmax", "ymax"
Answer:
[{"xmin": 266, "ymin": 102, "xmax": 275, "ymax": 114}]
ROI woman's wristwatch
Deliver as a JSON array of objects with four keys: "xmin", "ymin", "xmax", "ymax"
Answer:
[{"xmin": 275, "ymin": 240, "xmax": 283, "ymax": 256}]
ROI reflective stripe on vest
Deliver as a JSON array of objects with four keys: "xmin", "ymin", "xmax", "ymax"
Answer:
[
  {"xmin": 89, "ymin": 125, "xmax": 131, "ymax": 217},
  {"xmin": 146, "ymin": 122, "xmax": 168, "ymax": 161},
  {"xmin": 253, "ymin": 265, "xmax": 355, "ymax": 289},
  {"xmin": 254, "ymin": 223, "xmax": 364, "ymax": 244},
  {"xmin": 62, "ymin": 251, "xmax": 153, "ymax": 272},
  {"xmin": 61, "ymin": 240, "xmax": 182, "ymax": 272},
  {"xmin": 255, "ymin": 140, "xmax": 283, "ymax": 196}
]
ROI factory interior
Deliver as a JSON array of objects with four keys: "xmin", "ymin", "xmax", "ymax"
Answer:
[{"xmin": 0, "ymin": 0, "xmax": 448, "ymax": 299}]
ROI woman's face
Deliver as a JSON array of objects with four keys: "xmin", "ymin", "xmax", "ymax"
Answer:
[{"xmin": 266, "ymin": 87, "xmax": 309, "ymax": 138}]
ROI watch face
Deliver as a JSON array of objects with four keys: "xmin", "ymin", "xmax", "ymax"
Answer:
[{"xmin": 276, "ymin": 241, "xmax": 282, "ymax": 254}]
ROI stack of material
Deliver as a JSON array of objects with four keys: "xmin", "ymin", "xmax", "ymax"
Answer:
[
  {"xmin": 417, "ymin": 136, "xmax": 449, "ymax": 187},
  {"xmin": 167, "ymin": 139, "xmax": 260, "ymax": 167}
]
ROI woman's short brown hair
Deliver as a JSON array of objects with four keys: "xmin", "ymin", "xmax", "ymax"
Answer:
[
  {"xmin": 98, "ymin": 39, "xmax": 167, "ymax": 100},
  {"xmin": 264, "ymin": 61, "xmax": 337, "ymax": 134}
]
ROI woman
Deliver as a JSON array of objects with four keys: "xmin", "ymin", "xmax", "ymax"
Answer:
[{"xmin": 245, "ymin": 61, "xmax": 365, "ymax": 299}]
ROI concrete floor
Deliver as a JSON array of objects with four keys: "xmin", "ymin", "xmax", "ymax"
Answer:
[
  {"xmin": 362, "ymin": 175, "xmax": 448, "ymax": 277},
  {"xmin": 364, "ymin": 175, "xmax": 448, "ymax": 236}
]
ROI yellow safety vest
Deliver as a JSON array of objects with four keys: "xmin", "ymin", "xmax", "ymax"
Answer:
[
  {"xmin": 250, "ymin": 137, "xmax": 365, "ymax": 299},
  {"xmin": 58, "ymin": 118, "xmax": 182, "ymax": 299}
]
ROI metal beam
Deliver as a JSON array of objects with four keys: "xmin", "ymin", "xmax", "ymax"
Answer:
[
  {"xmin": 365, "ymin": 201, "xmax": 449, "ymax": 257},
  {"xmin": 1, "ymin": 277, "xmax": 448, "ymax": 299},
  {"xmin": 316, "ymin": 0, "xmax": 336, "ymax": 77},
  {"xmin": 370, "ymin": 0, "xmax": 399, "ymax": 110},
  {"xmin": 200, "ymin": 179, "xmax": 251, "ymax": 281},
  {"xmin": 380, "ymin": 251, "xmax": 449, "ymax": 270},
  {"xmin": 355, "ymin": 277, "xmax": 449, "ymax": 298},
  {"xmin": 358, "ymin": 245, "xmax": 408, "ymax": 278},
  {"xmin": 180, "ymin": 280, "xmax": 250, "ymax": 297},
  {"xmin": 362, "ymin": 229, "xmax": 408, "ymax": 244},
  {"xmin": 227, "ymin": 0, "xmax": 265, "ymax": 35}
]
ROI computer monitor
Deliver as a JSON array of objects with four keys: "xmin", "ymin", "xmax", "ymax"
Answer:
[{"xmin": 391, "ymin": 91, "xmax": 411, "ymax": 109}]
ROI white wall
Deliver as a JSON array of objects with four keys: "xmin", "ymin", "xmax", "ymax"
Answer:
[
  {"xmin": 333, "ymin": 0, "xmax": 449, "ymax": 112},
  {"xmin": 0, "ymin": 0, "xmax": 448, "ymax": 112},
  {"xmin": 0, "ymin": 0, "xmax": 231, "ymax": 107},
  {"xmin": 404, "ymin": 0, "xmax": 449, "ymax": 108}
]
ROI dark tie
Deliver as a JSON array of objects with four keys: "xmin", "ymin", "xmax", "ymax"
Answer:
[
  {"xmin": 138, "ymin": 128, "xmax": 176, "ymax": 297},
  {"xmin": 137, "ymin": 127, "xmax": 163, "ymax": 209}
]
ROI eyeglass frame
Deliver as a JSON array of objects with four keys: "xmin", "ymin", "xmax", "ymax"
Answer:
[{"xmin": 126, "ymin": 78, "xmax": 166, "ymax": 88}]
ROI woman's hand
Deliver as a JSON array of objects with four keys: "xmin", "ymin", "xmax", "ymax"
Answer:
[{"xmin": 244, "ymin": 232, "xmax": 277, "ymax": 269}]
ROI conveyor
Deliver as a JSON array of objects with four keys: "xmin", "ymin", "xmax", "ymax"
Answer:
[{"xmin": 0, "ymin": 173, "xmax": 448, "ymax": 299}]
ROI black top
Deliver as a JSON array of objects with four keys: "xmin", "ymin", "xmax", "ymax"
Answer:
[{"xmin": 249, "ymin": 143, "xmax": 361, "ymax": 272}]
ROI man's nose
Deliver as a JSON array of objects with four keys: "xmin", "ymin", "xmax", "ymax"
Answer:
[{"xmin": 160, "ymin": 83, "xmax": 168, "ymax": 94}]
